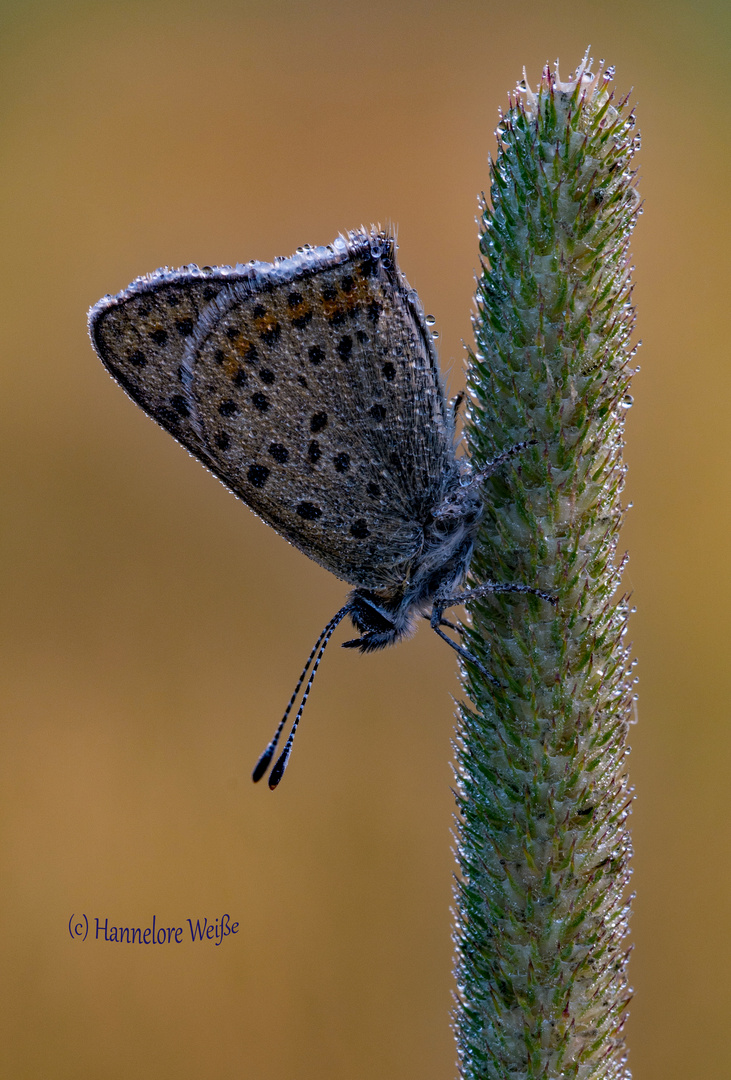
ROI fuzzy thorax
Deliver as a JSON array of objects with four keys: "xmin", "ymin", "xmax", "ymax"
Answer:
[{"xmin": 342, "ymin": 473, "xmax": 484, "ymax": 652}]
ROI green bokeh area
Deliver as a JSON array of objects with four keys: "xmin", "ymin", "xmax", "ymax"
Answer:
[{"xmin": 0, "ymin": 1, "xmax": 728, "ymax": 1078}]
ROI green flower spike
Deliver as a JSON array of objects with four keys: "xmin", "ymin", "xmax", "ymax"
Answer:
[{"xmin": 454, "ymin": 52, "xmax": 641, "ymax": 1080}]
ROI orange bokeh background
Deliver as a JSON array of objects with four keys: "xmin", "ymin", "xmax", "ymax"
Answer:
[{"xmin": 0, "ymin": 1, "xmax": 728, "ymax": 1077}]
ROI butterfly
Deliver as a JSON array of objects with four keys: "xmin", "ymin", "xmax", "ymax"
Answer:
[{"xmin": 89, "ymin": 228, "xmax": 552, "ymax": 787}]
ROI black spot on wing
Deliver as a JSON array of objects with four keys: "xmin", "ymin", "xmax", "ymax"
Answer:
[
  {"xmin": 296, "ymin": 501, "xmax": 321, "ymax": 521},
  {"xmin": 268, "ymin": 443, "xmax": 289, "ymax": 463},
  {"xmin": 247, "ymin": 464, "xmax": 269, "ymax": 488}
]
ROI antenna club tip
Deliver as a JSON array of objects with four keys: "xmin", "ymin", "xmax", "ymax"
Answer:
[
  {"xmin": 252, "ymin": 750, "xmax": 274, "ymax": 783},
  {"xmin": 269, "ymin": 748, "xmax": 291, "ymax": 789}
]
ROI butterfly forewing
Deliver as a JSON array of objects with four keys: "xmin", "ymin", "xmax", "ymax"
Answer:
[
  {"xmin": 89, "ymin": 231, "xmax": 457, "ymax": 589},
  {"xmin": 90, "ymin": 268, "xmax": 235, "ymax": 462}
]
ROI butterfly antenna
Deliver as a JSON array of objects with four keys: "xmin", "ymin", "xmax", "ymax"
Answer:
[
  {"xmin": 252, "ymin": 604, "xmax": 351, "ymax": 786},
  {"xmin": 265, "ymin": 605, "xmax": 351, "ymax": 790}
]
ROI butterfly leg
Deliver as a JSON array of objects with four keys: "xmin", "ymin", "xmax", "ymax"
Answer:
[
  {"xmin": 470, "ymin": 439, "xmax": 539, "ymax": 484},
  {"xmin": 429, "ymin": 606, "xmax": 499, "ymax": 685},
  {"xmin": 422, "ymin": 613, "xmax": 463, "ymax": 634},
  {"xmin": 429, "ymin": 580, "xmax": 556, "ymax": 683},
  {"xmin": 439, "ymin": 581, "xmax": 557, "ymax": 609},
  {"xmin": 450, "ymin": 391, "xmax": 465, "ymax": 421}
]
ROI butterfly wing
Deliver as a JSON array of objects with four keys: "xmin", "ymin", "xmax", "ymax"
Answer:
[
  {"xmin": 89, "ymin": 230, "xmax": 457, "ymax": 590},
  {"xmin": 88, "ymin": 264, "xmax": 237, "ymax": 463}
]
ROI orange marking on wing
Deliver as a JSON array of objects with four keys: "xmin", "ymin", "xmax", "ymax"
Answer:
[
  {"xmin": 255, "ymin": 314, "xmax": 279, "ymax": 336},
  {"xmin": 233, "ymin": 338, "xmax": 255, "ymax": 360},
  {"xmin": 222, "ymin": 354, "xmax": 240, "ymax": 378}
]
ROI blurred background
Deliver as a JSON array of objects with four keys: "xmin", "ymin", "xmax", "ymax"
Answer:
[{"xmin": 0, "ymin": 1, "xmax": 728, "ymax": 1077}]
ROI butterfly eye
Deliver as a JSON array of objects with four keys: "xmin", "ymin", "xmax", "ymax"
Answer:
[{"xmin": 433, "ymin": 514, "xmax": 459, "ymax": 536}]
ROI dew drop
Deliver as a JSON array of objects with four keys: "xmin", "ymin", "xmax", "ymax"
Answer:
[
  {"xmin": 620, "ymin": 394, "xmax": 634, "ymax": 409},
  {"xmin": 425, "ymin": 314, "xmax": 436, "ymax": 326}
]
